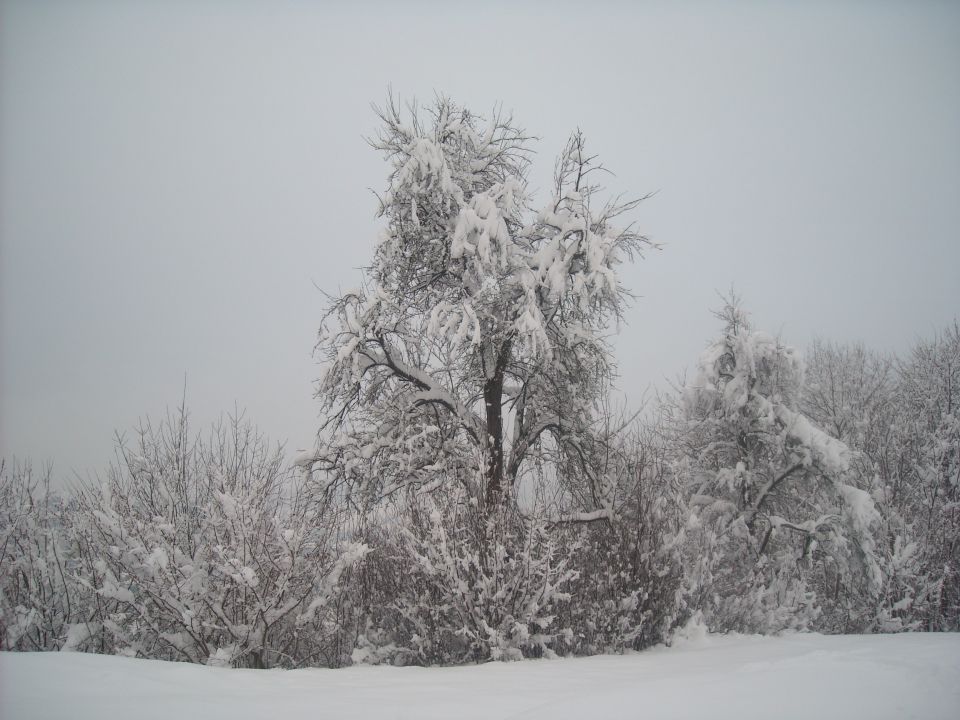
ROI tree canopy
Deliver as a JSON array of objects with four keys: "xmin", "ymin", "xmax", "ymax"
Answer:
[{"xmin": 310, "ymin": 96, "xmax": 652, "ymax": 514}]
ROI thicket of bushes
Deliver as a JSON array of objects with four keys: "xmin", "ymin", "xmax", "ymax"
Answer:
[{"xmin": 2, "ymin": 317, "xmax": 956, "ymax": 666}]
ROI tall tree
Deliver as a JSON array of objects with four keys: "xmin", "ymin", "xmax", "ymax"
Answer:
[{"xmin": 309, "ymin": 96, "xmax": 651, "ymax": 515}]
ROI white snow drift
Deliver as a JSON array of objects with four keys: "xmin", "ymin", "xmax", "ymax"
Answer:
[{"xmin": 2, "ymin": 632, "xmax": 958, "ymax": 720}]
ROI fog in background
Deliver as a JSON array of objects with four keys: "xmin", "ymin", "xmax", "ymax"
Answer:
[{"xmin": 2, "ymin": 0, "xmax": 958, "ymax": 480}]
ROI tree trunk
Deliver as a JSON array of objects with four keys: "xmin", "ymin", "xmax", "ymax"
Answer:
[{"xmin": 483, "ymin": 341, "xmax": 511, "ymax": 507}]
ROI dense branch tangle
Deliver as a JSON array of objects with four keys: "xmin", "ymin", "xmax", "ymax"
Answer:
[{"xmin": 312, "ymin": 95, "xmax": 651, "ymax": 515}]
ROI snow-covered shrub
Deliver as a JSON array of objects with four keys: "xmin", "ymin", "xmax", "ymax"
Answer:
[
  {"xmin": 0, "ymin": 461, "xmax": 78, "ymax": 650},
  {"xmin": 353, "ymin": 487, "xmax": 577, "ymax": 665},
  {"xmin": 557, "ymin": 424, "xmax": 683, "ymax": 654},
  {"xmin": 562, "ymin": 519, "xmax": 681, "ymax": 654},
  {"xmin": 74, "ymin": 407, "xmax": 367, "ymax": 667},
  {"xmin": 352, "ymin": 415, "xmax": 684, "ymax": 664}
]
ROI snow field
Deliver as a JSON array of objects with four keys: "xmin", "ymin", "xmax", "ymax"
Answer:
[{"xmin": 2, "ymin": 632, "xmax": 958, "ymax": 720}]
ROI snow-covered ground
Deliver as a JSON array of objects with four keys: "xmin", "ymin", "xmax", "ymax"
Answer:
[{"xmin": 2, "ymin": 633, "xmax": 958, "ymax": 719}]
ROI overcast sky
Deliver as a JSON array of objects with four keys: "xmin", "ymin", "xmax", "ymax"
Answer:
[{"xmin": 2, "ymin": 0, "xmax": 958, "ymax": 480}]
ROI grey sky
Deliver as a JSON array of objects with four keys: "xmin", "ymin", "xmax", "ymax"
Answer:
[{"xmin": 2, "ymin": 1, "xmax": 958, "ymax": 480}]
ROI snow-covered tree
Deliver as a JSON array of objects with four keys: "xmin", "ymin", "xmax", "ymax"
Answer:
[
  {"xmin": 888, "ymin": 322, "xmax": 960, "ymax": 629},
  {"xmin": 309, "ymin": 95, "xmax": 651, "ymax": 517},
  {"xmin": 799, "ymin": 339, "xmax": 925, "ymax": 630},
  {"xmin": 675, "ymin": 298, "xmax": 881, "ymax": 633},
  {"xmin": 304, "ymin": 95, "xmax": 659, "ymax": 663},
  {"xmin": 801, "ymin": 328, "xmax": 960, "ymax": 631}
]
